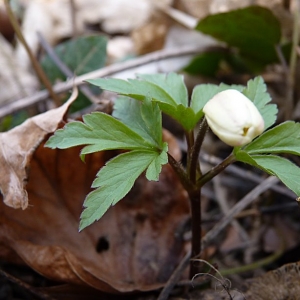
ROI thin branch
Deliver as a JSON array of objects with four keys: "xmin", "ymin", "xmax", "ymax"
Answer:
[
  {"xmin": 189, "ymin": 118, "xmax": 207, "ymax": 182},
  {"xmin": 69, "ymin": 0, "xmax": 78, "ymax": 37},
  {"xmin": 196, "ymin": 153, "xmax": 236, "ymax": 188},
  {"xmin": 157, "ymin": 251, "xmax": 191, "ymax": 300},
  {"xmin": 37, "ymin": 32, "xmax": 99, "ymax": 104},
  {"xmin": 275, "ymin": 45, "xmax": 288, "ymax": 73},
  {"xmin": 221, "ymin": 243, "xmax": 284, "ymax": 276},
  {"xmin": 0, "ymin": 45, "xmax": 211, "ymax": 118},
  {"xmin": 0, "ymin": 269, "xmax": 55, "ymax": 300},
  {"xmin": 167, "ymin": 152, "xmax": 193, "ymax": 192},
  {"xmin": 4, "ymin": 0, "xmax": 60, "ymax": 106},
  {"xmin": 202, "ymin": 176, "xmax": 279, "ymax": 249},
  {"xmin": 38, "ymin": 32, "xmax": 73, "ymax": 77},
  {"xmin": 213, "ymin": 175, "xmax": 250, "ymax": 242},
  {"xmin": 286, "ymin": 0, "xmax": 300, "ymax": 119}
]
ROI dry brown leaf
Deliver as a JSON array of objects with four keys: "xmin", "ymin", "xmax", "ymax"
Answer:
[
  {"xmin": 131, "ymin": 14, "xmax": 171, "ymax": 55},
  {"xmin": 0, "ymin": 89, "xmax": 77, "ymax": 209},
  {"xmin": 0, "ymin": 125, "xmax": 190, "ymax": 292},
  {"xmin": 262, "ymin": 216, "xmax": 299, "ymax": 253},
  {"xmin": 176, "ymin": 0, "xmax": 210, "ymax": 19},
  {"xmin": 244, "ymin": 261, "xmax": 300, "ymax": 300}
]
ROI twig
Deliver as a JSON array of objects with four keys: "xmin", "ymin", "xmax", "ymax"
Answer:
[
  {"xmin": 221, "ymin": 241, "xmax": 284, "ymax": 276},
  {"xmin": 69, "ymin": 0, "xmax": 78, "ymax": 37},
  {"xmin": 37, "ymin": 32, "xmax": 99, "ymax": 104},
  {"xmin": 197, "ymin": 153, "xmax": 236, "ymax": 188},
  {"xmin": 202, "ymin": 176, "xmax": 279, "ymax": 249},
  {"xmin": 221, "ymin": 226, "xmax": 285, "ymax": 276},
  {"xmin": 0, "ymin": 269, "xmax": 55, "ymax": 300},
  {"xmin": 157, "ymin": 176, "xmax": 278, "ymax": 300},
  {"xmin": 191, "ymin": 260, "xmax": 236, "ymax": 300},
  {"xmin": 3, "ymin": 0, "xmax": 60, "ymax": 106},
  {"xmin": 167, "ymin": 152, "xmax": 193, "ymax": 192},
  {"xmin": 286, "ymin": 0, "xmax": 300, "ymax": 120},
  {"xmin": 0, "ymin": 45, "xmax": 210, "ymax": 118},
  {"xmin": 275, "ymin": 45, "xmax": 288, "ymax": 74},
  {"xmin": 213, "ymin": 175, "xmax": 250, "ymax": 242},
  {"xmin": 157, "ymin": 250, "xmax": 191, "ymax": 300}
]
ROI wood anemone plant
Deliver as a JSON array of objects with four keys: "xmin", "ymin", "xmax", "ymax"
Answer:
[{"xmin": 46, "ymin": 73, "xmax": 300, "ymax": 279}]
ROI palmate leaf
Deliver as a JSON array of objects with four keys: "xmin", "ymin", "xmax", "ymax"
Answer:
[
  {"xmin": 45, "ymin": 112, "xmax": 155, "ymax": 154},
  {"xmin": 46, "ymin": 99, "xmax": 168, "ymax": 230},
  {"xmin": 113, "ymin": 96, "xmax": 163, "ymax": 147},
  {"xmin": 190, "ymin": 84, "xmax": 219, "ymax": 121},
  {"xmin": 137, "ymin": 73, "xmax": 188, "ymax": 106},
  {"xmin": 235, "ymin": 150, "xmax": 300, "ymax": 196},
  {"xmin": 87, "ymin": 73, "xmax": 197, "ymax": 130},
  {"xmin": 244, "ymin": 121, "xmax": 300, "ymax": 155},
  {"xmin": 79, "ymin": 149, "xmax": 168, "ymax": 230},
  {"xmin": 242, "ymin": 76, "xmax": 278, "ymax": 129}
]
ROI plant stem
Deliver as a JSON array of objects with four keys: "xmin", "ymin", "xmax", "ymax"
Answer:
[
  {"xmin": 170, "ymin": 125, "xmax": 235, "ymax": 279},
  {"xmin": 4, "ymin": 0, "xmax": 61, "ymax": 106},
  {"xmin": 185, "ymin": 130, "xmax": 195, "ymax": 175},
  {"xmin": 168, "ymin": 134, "xmax": 203, "ymax": 279},
  {"xmin": 197, "ymin": 153, "xmax": 236, "ymax": 188},
  {"xmin": 188, "ymin": 189, "xmax": 202, "ymax": 278},
  {"xmin": 186, "ymin": 125, "xmax": 207, "ymax": 278},
  {"xmin": 167, "ymin": 153, "xmax": 194, "ymax": 192},
  {"xmin": 189, "ymin": 118, "xmax": 208, "ymax": 182}
]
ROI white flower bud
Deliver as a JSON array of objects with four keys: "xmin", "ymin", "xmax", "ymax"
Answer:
[{"xmin": 203, "ymin": 89, "xmax": 264, "ymax": 147}]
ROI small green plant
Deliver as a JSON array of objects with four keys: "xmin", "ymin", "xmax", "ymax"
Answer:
[{"xmin": 46, "ymin": 73, "xmax": 300, "ymax": 277}]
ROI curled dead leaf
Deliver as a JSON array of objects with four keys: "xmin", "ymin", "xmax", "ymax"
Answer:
[{"xmin": 0, "ymin": 89, "xmax": 78, "ymax": 209}]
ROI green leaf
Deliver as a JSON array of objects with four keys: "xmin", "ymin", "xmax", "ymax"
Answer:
[
  {"xmin": 244, "ymin": 121, "xmax": 300, "ymax": 155},
  {"xmin": 45, "ymin": 112, "xmax": 154, "ymax": 154},
  {"xmin": 87, "ymin": 74, "xmax": 178, "ymax": 106},
  {"xmin": 190, "ymin": 84, "xmax": 219, "ymax": 120},
  {"xmin": 87, "ymin": 73, "xmax": 197, "ymax": 130},
  {"xmin": 79, "ymin": 149, "xmax": 168, "ymax": 230},
  {"xmin": 145, "ymin": 143, "xmax": 168, "ymax": 181},
  {"xmin": 242, "ymin": 76, "xmax": 278, "ymax": 129},
  {"xmin": 113, "ymin": 96, "xmax": 163, "ymax": 148},
  {"xmin": 183, "ymin": 50, "xmax": 270, "ymax": 76},
  {"xmin": 195, "ymin": 6, "xmax": 281, "ymax": 64},
  {"xmin": 41, "ymin": 35, "xmax": 107, "ymax": 112},
  {"xmin": 41, "ymin": 35, "xmax": 107, "ymax": 80},
  {"xmin": 235, "ymin": 151, "xmax": 300, "ymax": 196},
  {"xmin": 183, "ymin": 51, "xmax": 228, "ymax": 76},
  {"xmin": 137, "ymin": 73, "xmax": 188, "ymax": 106}
]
